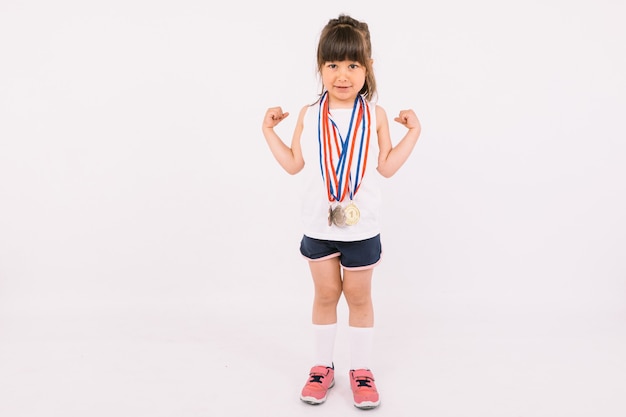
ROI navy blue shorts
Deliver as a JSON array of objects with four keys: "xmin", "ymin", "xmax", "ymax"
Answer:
[{"xmin": 299, "ymin": 234, "xmax": 382, "ymax": 270}]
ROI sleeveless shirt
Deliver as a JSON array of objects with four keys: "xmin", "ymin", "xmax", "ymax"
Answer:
[{"xmin": 298, "ymin": 100, "xmax": 382, "ymax": 242}]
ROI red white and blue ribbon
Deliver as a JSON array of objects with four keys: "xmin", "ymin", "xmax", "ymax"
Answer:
[{"xmin": 317, "ymin": 91, "xmax": 372, "ymax": 203}]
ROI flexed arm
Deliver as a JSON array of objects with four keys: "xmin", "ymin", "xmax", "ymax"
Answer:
[
  {"xmin": 376, "ymin": 106, "xmax": 422, "ymax": 178},
  {"xmin": 262, "ymin": 106, "xmax": 306, "ymax": 175}
]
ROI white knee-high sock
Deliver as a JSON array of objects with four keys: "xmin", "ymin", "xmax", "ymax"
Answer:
[
  {"xmin": 349, "ymin": 326, "xmax": 374, "ymax": 370},
  {"xmin": 312, "ymin": 323, "xmax": 337, "ymax": 368}
]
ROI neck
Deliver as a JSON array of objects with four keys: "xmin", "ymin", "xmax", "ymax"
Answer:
[{"xmin": 325, "ymin": 93, "xmax": 360, "ymax": 109}]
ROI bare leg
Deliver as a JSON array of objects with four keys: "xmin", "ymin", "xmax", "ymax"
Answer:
[
  {"xmin": 308, "ymin": 257, "xmax": 343, "ymax": 325},
  {"xmin": 342, "ymin": 268, "xmax": 374, "ymax": 327}
]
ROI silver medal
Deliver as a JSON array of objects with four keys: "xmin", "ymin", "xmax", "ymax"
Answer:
[
  {"xmin": 328, "ymin": 205, "xmax": 333, "ymax": 226},
  {"xmin": 331, "ymin": 205, "xmax": 346, "ymax": 227}
]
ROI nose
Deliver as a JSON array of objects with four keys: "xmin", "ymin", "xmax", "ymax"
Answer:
[{"xmin": 337, "ymin": 66, "xmax": 348, "ymax": 80}]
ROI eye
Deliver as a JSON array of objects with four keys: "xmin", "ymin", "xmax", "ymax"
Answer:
[
  {"xmin": 349, "ymin": 63, "xmax": 360, "ymax": 69},
  {"xmin": 327, "ymin": 63, "xmax": 337, "ymax": 69}
]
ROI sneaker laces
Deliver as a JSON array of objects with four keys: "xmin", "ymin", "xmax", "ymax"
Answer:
[
  {"xmin": 353, "ymin": 375, "xmax": 374, "ymax": 388},
  {"xmin": 308, "ymin": 373, "xmax": 327, "ymax": 384},
  {"xmin": 307, "ymin": 366, "xmax": 332, "ymax": 385}
]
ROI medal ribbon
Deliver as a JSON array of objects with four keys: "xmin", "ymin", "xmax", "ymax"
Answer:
[{"xmin": 317, "ymin": 91, "xmax": 371, "ymax": 203}]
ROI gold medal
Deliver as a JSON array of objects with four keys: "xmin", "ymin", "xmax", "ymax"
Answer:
[
  {"xmin": 344, "ymin": 202, "xmax": 360, "ymax": 225},
  {"xmin": 331, "ymin": 205, "xmax": 346, "ymax": 227}
]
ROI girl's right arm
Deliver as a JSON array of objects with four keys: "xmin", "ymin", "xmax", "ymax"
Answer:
[{"xmin": 262, "ymin": 105, "xmax": 307, "ymax": 175}]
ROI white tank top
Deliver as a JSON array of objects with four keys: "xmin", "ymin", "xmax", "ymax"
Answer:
[{"xmin": 298, "ymin": 101, "xmax": 382, "ymax": 241}]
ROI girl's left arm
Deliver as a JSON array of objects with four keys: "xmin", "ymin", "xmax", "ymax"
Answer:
[{"xmin": 376, "ymin": 105, "xmax": 422, "ymax": 178}]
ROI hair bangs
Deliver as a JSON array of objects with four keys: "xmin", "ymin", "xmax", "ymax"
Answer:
[{"xmin": 318, "ymin": 26, "xmax": 369, "ymax": 65}]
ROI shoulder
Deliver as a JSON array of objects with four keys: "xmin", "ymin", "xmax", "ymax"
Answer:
[
  {"xmin": 298, "ymin": 102, "xmax": 321, "ymax": 126},
  {"xmin": 297, "ymin": 104, "xmax": 312, "ymax": 120},
  {"xmin": 293, "ymin": 104, "xmax": 315, "ymax": 138},
  {"xmin": 374, "ymin": 105, "xmax": 389, "ymax": 129}
]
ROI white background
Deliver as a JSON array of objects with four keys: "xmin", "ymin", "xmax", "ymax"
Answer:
[{"xmin": 1, "ymin": 0, "xmax": 625, "ymax": 416}]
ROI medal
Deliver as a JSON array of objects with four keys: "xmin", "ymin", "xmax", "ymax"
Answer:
[
  {"xmin": 331, "ymin": 205, "xmax": 346, "ymax": 227},
  {"xmin": 343, "ymin": 202, "xmax": 360, "ymax": 226},
  {"xmin": 328, "ymin": 205, "xmax": 333, "ymax": 226},
  {"xmin": 317, "ymin": 91, "xmax": 371, "ymax": 227}
]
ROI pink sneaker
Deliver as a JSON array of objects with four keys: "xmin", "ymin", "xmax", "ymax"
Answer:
[
  {"xmin": 349, "ymin": 369, "xmax": 381, "ymax": 409},
  {"xmin": 300, "ymin": 365, "xmax": 335, "ymax": 405}
]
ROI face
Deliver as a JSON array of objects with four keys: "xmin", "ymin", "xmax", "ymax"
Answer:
[{"xmin": 321, "ymin": 60, "xmax": 366, "ymax": 108}]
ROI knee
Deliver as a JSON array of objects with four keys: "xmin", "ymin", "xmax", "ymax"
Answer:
[
  {"xmin": 343, "ymin": 288, "xmax": 372, "ymax": 308},
  {"xmin": 314, "ymin": 285, "xmax": 342, "ymax": 306}
]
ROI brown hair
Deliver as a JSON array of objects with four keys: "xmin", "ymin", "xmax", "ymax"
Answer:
[{"xmin": 316, "ymin": 14, "xmax": 377, "ymax": 101}]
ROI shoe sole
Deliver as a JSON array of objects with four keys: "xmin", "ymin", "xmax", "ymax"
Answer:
[
  {"xmin": 354, "ymin": 400, "xmax": 381, "ymax": 409},
  {"xmin": 300, "ymin": 379, "xmax": 335, "ymax": 405}
]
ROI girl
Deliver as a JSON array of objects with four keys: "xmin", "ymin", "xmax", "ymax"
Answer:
[{"xmin": 262, "ymin": 14, "xmax": 421, "ymax": 409}]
